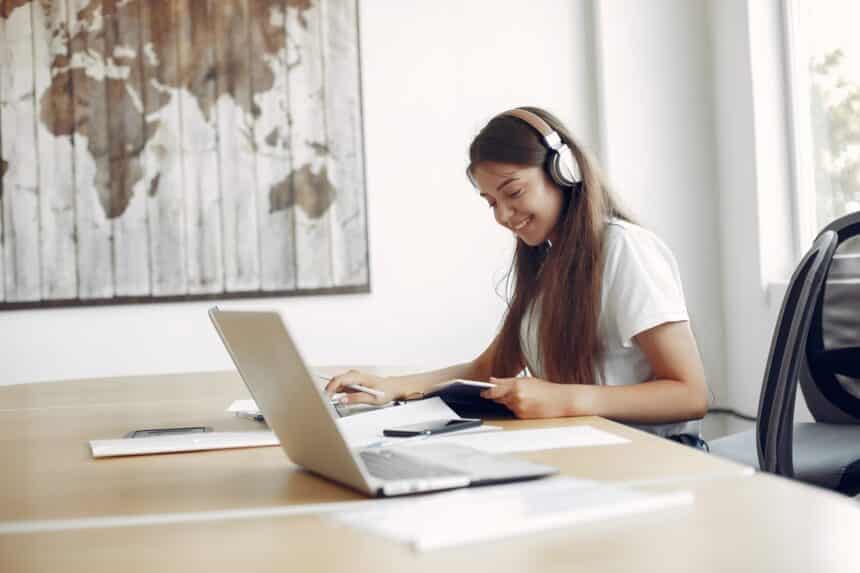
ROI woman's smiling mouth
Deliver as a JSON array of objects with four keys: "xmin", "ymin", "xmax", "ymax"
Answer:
[{"xmin": 511, "ymin": 216, "xmax": 533, "ymax": 232}]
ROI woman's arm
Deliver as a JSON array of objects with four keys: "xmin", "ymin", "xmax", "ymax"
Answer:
[
  {"xmin": 324, "ymin": 334, "xmax": 519, "ymax": 404},
  {"xmin": 482, "ymin": 321, "xmax": 708, "ymax": 422},
  {"xmin": 581, "ymin": 320, "xmax": 708, "ymax": 422}
]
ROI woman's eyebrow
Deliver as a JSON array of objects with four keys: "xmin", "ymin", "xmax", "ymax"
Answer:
[
  {"xmin": 478, "ymin": 175, "xmax": 519, "ymax": 198},
  {"xmin": 496, "ymin": 177, "xmax": 518, "ymax": 192}
]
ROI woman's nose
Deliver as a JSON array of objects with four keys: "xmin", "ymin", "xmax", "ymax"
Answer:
[{"xmin": 495, "ymin": 201, "xmax": 514, "ymax": 225}]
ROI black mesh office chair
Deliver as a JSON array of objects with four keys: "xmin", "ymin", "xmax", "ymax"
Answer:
[
  {"xmin": 799, "ymin": 211, "xmax": 860, "ymax": 425},
  {"xmin": 710, "ymin": 229, "xmax": 860, "ymax": 494}
]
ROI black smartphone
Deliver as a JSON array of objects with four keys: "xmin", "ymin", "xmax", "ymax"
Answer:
[
  {"xmin": 126, "ymin": 426, "xmax": 211, "ymax": 438},
  {"xmin": 382, "ymin": 418, "xmax": 482, "ymax": 437}
]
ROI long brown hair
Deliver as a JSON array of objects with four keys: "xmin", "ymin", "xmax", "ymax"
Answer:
[{"xmin": 468, "ymin": 107, "xmax": 632, "ymax": 385}]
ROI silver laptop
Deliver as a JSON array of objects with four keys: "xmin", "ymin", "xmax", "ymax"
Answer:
[{"xmin": 208, "ymin": 307, "xmax": 557, "ymax": 497}]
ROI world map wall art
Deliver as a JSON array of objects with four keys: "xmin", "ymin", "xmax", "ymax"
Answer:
[{"xmin": 0, "ymin": 0, "xmax": 368, "ymax": 308}]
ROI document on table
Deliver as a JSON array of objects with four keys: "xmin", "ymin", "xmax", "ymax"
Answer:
[
  {"xmin": 89, "ymin": 431, "xmax": 279, "ymax": 458},
  {"xmin": 331, "ymin": 476, "xmax": 693, "ymax": 551},
  {"xmin": 226, "ymin": 397, "xmax": 501, "ymax": 448},
  {"xmin": 90, "ymin": 398, "xmax": 493, "ymax": 457},
  {"xmin": 91, "ymin": 398, "xmax": 628, "ymax": 458},
  {"xmin": 226, "ymin": 399, "xmax": 260, "ymax": 414},
  {"xmin": 227, "ymin": 397, "xmax": 398, "ymax": 418},
  {"xmin": 429, "ymin": 426, "xmax": 629, "ymax": 453},
  {"xmin": 335, "ymin": 397, "xmax": 500, "ymax": 448},
  {"xmin": 226, "ymin": 399, "xmax": 627, "ymax": 451}
]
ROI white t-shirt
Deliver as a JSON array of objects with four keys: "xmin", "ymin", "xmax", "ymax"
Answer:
[{"xmin": 520, "ymin": 219, "xmax": 701, "ymax": 437}]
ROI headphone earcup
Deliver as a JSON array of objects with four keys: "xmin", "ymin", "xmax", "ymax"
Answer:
[{"xmin": 548, "ymin": 145, "xmax": 581, "ymax": 188}]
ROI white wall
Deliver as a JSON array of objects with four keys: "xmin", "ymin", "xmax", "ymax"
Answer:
[
  {"xmin": 594, "ymin": 0, "xmax": 727, "ymax": 409},
  {"xmin": 1, "ymin": 1, "xmax": 730, "ymax": 404},
  {"xmin": 710, "ymin": 0, "xmax": 812, "ymax": 431},
  {"xmin": 0, "ymin": 0, "xmax": 599, "ymax": 386}
]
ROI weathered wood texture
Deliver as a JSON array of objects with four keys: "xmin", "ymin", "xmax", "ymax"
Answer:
[
  {"xmin": 287, "ymin": 0, "xmax": 333, "ymax": 290},
  {"xmin": 33, "ymin": 0, "xmax": 77, "ymax": 299},
  {"xmin": 321, "ymin": 0, "xmax": 367, "ymax": 286},
  {"xmin": 0, "ymin": 6, "xmax": 5, "ymax": 300},
  {"xmin": 1, "ymin": 0, "xmax": 42, "ymax": 302},
  {"xmin": 71, "ymin": 0, "xmax": 115, "ymax": 299},
  {"xmin": 254, "ymin": 0, "xmax": 296, "ymax": 292},
  {"xmin": 0, "ymin": 0, "xmax": 367, "ymax": 306},
  {"xmin": 109, "ymin": 0, "xmax": 151, "ymax": 296},
  {"xmin": 180, "ymin": 0, "xmax": 223, "ymax": 295}
]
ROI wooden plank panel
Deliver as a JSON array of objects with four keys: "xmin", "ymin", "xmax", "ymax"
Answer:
[
  {"xmin": 214, "ymin": 0, "xmax": 260, "ymax": 292},
  {"xmin": 0, "ymin": 5, "xmax": 7, "ymax": 301},
  {"xmin": 141, "ymin": 0, "xmax": 187, "ymax": 296},
  {"xmin": 69, "ymin": 0, "xmax": 114, "ymax": 300},
  {"xmin": 253, "ymin": 0, "xmax": 295, "ymax": 291},
  {"xmin": 32, "ymin": 0, "xmax": 78, "ymax": 300},
  {"xmin": 106, "ymin": 0, "xmax": 151, "ymax": 296},
  {"xmin": 1, "ymin": 0, "xmax": 43, "ymax": 302},
  {"xmin": 286, "ymin": 0, "xmax": 333, "ymax": 289},
  {"xmin": 178, "ymin": 0, "xmax": 223, "ymax": 295},
  {"xmin": 320, "ymin": 0, "xmax": 367, "ymax": 287}
]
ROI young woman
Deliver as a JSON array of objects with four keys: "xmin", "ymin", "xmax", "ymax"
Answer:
[{"xmin": 325, "ymin": 107, "xmax": 708, "ymax": 440}]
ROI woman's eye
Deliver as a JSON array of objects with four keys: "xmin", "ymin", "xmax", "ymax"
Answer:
[{"xmin": 509, "ymin": 189, "xmax": 523, "ymax": 198}]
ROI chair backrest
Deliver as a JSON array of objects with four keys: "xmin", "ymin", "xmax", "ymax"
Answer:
[
  {"xmin": 799, "ymin": 211, "xmax": 860, "ymax": 423},
  {"xmin": 756, "ymin": 231, "xmax": 838, "ymax": 475}
]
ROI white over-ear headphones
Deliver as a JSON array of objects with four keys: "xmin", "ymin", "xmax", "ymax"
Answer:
[{"xmin": 501, "ymin": 108, "xmax": 582, "ymax": 188}]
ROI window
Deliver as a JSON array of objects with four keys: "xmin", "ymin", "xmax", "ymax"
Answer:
[{"xmin": 784, "ymin": 0, "xmax": 860, "ymax": 253}]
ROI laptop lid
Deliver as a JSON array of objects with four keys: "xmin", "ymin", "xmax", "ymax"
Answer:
[{"xmin": 208, "ymin": 307, "xmax": 375, "ymax": 495}]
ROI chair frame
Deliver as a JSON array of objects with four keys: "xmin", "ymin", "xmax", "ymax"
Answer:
[
  {"xmin": 756, "ymin": 231, "xmax": 838, "ymax": 476},
  {"xmin": 800, "ymin": 211, "xmax": 860, "ymax": 422}
]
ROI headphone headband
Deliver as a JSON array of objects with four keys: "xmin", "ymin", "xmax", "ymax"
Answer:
[
  {"xmin": 502, "ymin": 109, "xmax": 564, "ymax": 151},
  {"xmin": 500, "ymin": 108, "xmax": 582, "ymax": 187}
]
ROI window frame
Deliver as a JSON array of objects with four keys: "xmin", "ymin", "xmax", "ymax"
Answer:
[{"xmin": 781, "ymin": 0, "xmax": 819, "ymax": 256}]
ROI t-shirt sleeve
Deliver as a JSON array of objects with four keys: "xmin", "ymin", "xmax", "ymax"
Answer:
[{"xmin": 602, "ymin": 226, "xmax": 690, "ymax": 348}]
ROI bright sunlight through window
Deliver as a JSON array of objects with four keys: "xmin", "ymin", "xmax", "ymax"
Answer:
[{"xmin": 787, "ymin": 0, "xmax": 860, "ymax": 252}]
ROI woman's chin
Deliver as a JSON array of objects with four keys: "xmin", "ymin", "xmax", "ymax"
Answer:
[{"xmin": 518, "ymin": 233, "xmax": 547, "ymax": 247}]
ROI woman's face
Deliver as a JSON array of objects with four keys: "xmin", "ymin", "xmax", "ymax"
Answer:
[{"xmin": 472, "ymin": 161, "xmax": 565, "ymax": 246}]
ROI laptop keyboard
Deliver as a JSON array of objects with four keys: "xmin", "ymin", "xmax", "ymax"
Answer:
[{"xmin": 359, "ymin": 449, "xmax": 468, "ymax": 480}]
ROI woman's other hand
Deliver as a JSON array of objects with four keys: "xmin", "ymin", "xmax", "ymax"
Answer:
[{"xmin": 481, "ymin": 376, "xmax": 586, "ymax": 418}]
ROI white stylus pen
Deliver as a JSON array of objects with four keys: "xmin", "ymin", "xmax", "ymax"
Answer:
[
  {"xmin": 316, "ymin": 374, "xmax": 385, "ymax": 399},
  {"xmin": 343, "ymin": 383, "xmax": 385, "ymax": 398}
]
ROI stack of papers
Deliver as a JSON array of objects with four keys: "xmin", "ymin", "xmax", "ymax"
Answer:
[{"xmin": 332, "ymin": 477, "xmax": 693, "ymax": 551}]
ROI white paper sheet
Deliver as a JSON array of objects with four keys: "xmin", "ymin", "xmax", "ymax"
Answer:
[
  {"xmin": 226, "ymin": 398, "xmax": 399, "ymax": 418},
  {"xmin": 331, "ymin": 477, "xmax": 693, "ymax": 551},
  {"xmin": 224, "ymin": 400, "xmax": 626, "ymax": 452},
  {"xmin": 92, "ymin": 398, "xmax": 500, "ymax": 457},
  {"xmin": 430, "ymin": 425, "xmax": 629, "ymax": 453},
  {"xmin": 226, "ymin": 399, "xmax": 260, "ymax": 414},
  {"xmin": 90, "ymin": 431, "xmax": 279, "ymax": 458},
  {"xmin": 335, "ymin": 397, "xmax": 500, "ymax": 448}
]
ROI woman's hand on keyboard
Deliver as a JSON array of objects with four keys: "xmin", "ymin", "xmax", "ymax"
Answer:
[{"xmin": 324, "ymin": 370, "xmax": 399, "ymax": 405}]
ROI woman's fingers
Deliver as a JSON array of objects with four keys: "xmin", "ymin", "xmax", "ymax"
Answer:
[
  {"xmin": 324, "ymin": 370, "xmax": 391, "ymax": 405},
  {"xmin": 324, "ymin": 369, "xmax": 364, "ymax": 396},
  {"xmin": 338, "ymin": 387, "xmax": 386, "ymax": 405},
  {"xmin": 337, "ymin": 391, "xmax": 376, "ymax": 405},
  {"xmin": 481, "ymin": 377, "xmax": 513, "ymax": 400}
]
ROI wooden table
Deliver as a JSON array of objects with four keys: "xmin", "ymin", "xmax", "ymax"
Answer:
[{"xmin": 1, "ymin": 370, "xmax": 859, "ymax": 572}]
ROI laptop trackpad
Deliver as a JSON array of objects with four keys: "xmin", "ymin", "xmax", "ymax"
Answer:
[{"xmin": 398, "ymin": 443, "xmax": 556, "ymax": 484}]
